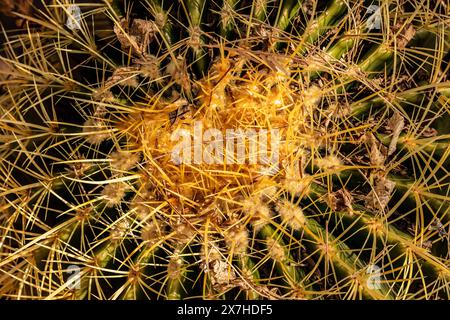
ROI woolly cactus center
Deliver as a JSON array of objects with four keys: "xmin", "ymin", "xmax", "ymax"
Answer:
[{"xmin": 125, "ymin": 57, "xmax": 319, "ymax": 224}]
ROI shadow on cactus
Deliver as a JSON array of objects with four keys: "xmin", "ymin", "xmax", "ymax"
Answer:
[{"xmin": 0, "ymin": 0, "xmax": 449, "ymax": 300}]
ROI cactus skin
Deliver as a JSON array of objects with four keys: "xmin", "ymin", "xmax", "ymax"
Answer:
[{"xmin": 0, "ymin": 0, "xmax": 449, "ymax": 300}]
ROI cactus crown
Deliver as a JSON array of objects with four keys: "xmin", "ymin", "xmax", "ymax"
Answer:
[{"xmin": 0, "ymin": 0, "xmax": 449, "ymax": 299}]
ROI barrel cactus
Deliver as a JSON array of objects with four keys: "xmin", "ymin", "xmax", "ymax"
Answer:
[{"xmin": 0, "ymin": 0, "xmax": 449, "ymax": 300}]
